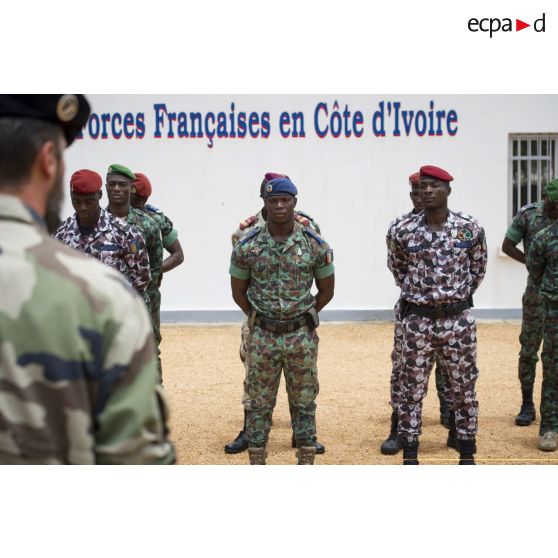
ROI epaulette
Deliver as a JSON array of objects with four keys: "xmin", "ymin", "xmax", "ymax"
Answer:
[
  {"xmin": 239, "ymin": 215, "xmax": 257, "ymax": 230},
  {"xmin": 303, "ymin": 227, "xmax": 324, "ymax": 245},
  {"xmin": 518, "ymin": 202, "xmax": 538, "ymax": 214},
  {"xmin": 145, "ymin": 203, "xmax": 163, "ymax": 214},
  {"xmin": 239, "ymin": 226, "xmax": 261, "ymax": 245},
  {"xmin": 453, "ymin": 210, "xmax": 476, "ymax": 223}
]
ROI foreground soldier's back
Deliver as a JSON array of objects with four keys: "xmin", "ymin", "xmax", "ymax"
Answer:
[
  {"xmin": 0, "ymin": 94, "xmax": 174, "ymax": 464},
  {"xmin": 0, "ymin": 194, "xmax": 175, "ymax": 464}
]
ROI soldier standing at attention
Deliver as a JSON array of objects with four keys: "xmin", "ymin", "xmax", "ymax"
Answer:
[
  {"xmin": 225, "ymin": 172, "xmax": 326, "ymax": 456},
  {"xmin": 387, "ymin": 165, "xmax": 487, "ymax": 465},
  {"xmin": 501, "ymin": 186, "xmax": 558, "ymax": 426},
  {"xmin": 105, "ymin": 164, "xmax": 165, "ymax": 380},
  {"xmin": 129, "ymin": 171, "xmax": 184, "ymax": 363},
  {"xmin": 526, "ymin": 178, "xmax": 558, "ymax": 451},
  {"xmin": 0, "ymin": 94, "xmax": 174, "ymax": 464},
  {"xmin": 54, "ymin": 169, "xmax": 151, "ymax": 295},
  {"xmin": 229, "ymin": 175, "xmax": 335, "ymax": 465},
  {"xmin": 381, "ymin": 172, "xmax": 451, "ymax": 455}
]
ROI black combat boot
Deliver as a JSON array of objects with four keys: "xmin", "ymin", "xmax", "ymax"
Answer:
[
  {"xmin": 381, "ymin": 410, "xmax": 402, "ymax": 455},
  {"xmin": 447, "ymin": 411, "xmax": 457, "ymax": 450},
  {"xmin": 515, "ymin": 389, "xmax": 536, "ymax": 426},
  {"xmin": 439, "ymin": 401, "xmax": 450, "ymax": 429},
  {"xmin": 402, "ymin": 439, "xmax": 419, "ymax": 465},
  {"xmin": 224, "ymin": 430, "xmax": 249, "ymax": 454},
  {"xmin": 458, "ymin": 438, "xmax": 477, "ymax": 465},
  {"xmin": 291, "ymin": 435, "xmax": 326, "ymax": 454}
]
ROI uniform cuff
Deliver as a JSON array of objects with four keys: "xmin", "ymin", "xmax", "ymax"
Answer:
[
  {"xmin": 315, "ymin": 263, "xmax": 334, "ymax": 279},
  {"xmin": 505, "ymin": 229, "xmax": 522, "ymax": 244},
  {"xmin": 229, "ymin": 263, "xmax": 250, "ymax": 280},
  {"xmin": 163, "ymin": 229, "xmax": 178, "ymax": 249}
]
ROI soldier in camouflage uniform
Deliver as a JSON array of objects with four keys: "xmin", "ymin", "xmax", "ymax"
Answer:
[
  {"xmin": 129, "ymin": 172, "xmax": 185, "ymax": 367},
  {"xmin": 527, "ymin": 178, "xmax": 558, "ymax": 451},
  {"xmin": 0, "ymin": 94, "xmax": 174, "ymax": 464},
  {"xmin": 225, "ymin": 172, "xmax": 326, "ymax": 456},
  {"xmin": 54, "ymin": 169, "xmax": 151, "ymax": 295},
  {"xmin": 387, "ymin": 165, "xmax": 487, "ymax": 465},
  {"xmin": 381, "ymin": 171, "xmax": 451, "ymax": 455},
  {"xmin": 229, "ymin": 175, "xmax": 334, "ymax": 464},
  {"xmin": 105, "ymin": 164, "xmax": 165, "ymax": 381},
  {"xmin": 502, "ymin": 188, "xmax": 558, "ymax": 426}
]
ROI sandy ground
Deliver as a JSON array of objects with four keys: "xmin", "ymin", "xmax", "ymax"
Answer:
[{"xmin": 161, "ymin": 321, "xmax": 557, "ymax": 465}]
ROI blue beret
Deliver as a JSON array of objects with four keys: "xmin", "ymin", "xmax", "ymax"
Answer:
[{"xmin": 263, "ymin": 177, "xmax": 298, "ymax": 197}]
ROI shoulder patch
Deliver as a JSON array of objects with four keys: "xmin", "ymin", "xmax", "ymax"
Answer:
[
  {"xmin": 303, "ymin": 227, "xmax": 324, "ymax": 245},
  {"xmin": 145, "ymin": 203, "xmax": 162, "ymax": 214},
  {"xmin": 294, "ymin": 213, "xmax": 311, "ymax": 227},
  {"xmin": 239, "ymin": 226, "xmax": 261, "ymax": 245},
  {"xmin": 239, "ymin": 215, "xmax": 257, "ymax": 230}
]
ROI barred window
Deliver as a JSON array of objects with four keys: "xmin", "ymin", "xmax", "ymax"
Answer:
[{"xmin": 509, "ymin": 134, "xmax": 558, "ymax": 221}]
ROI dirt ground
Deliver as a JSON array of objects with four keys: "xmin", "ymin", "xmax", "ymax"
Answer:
[{"xmin": 162, "ymin": 321, "xmax": 557, "ymax": 465}]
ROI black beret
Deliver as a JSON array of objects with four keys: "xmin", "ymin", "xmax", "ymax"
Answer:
[{"xmin": 0, "ymin": 94, "xmax": 91, "ymax": 146}]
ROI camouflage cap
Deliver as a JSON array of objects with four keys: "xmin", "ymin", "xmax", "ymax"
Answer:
[
  {"xmin": 107, "ymin": 163, "xmax": 135, "ymax": 181},
  {"xmin": 545, "ymin": 178, "xmax": 558, "ymax": 202}
]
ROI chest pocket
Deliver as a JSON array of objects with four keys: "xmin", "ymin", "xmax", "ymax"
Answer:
[
  {"xmin": 454, "ymin": 241, "xmax": 473, "ymax": 249},
  {"xmin": 97, "ymin": 244, "xmax": 123, "ymax": 265},
  {"xmin": 294, "ymin": 252, "xmax": 314, "ymax": 286}
]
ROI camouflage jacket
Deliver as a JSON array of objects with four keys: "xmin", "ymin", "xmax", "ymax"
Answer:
[
  {"xmin": 231, "ymin": 209, "xmax": 321, "ymax": 247},
  {"xmin": 506, "ymin": 202, "xmax": 554, "ymax": 255},
  {"xmin": 229, "ymin": 221, "xmax": 334, "ymax": 320},
  {"xmin": 144, "ymin": 203, "xmax": 179, "ymax": 250},
  {"xmin": 53, "ymin": 208, "xmax": 150, "ymax": 294},
  {"xmin": 0, "ymin": 194, "xmax": 175, "ymax": 464},
  {"xmin": 528, "ymin": 221, "xmax": 558, "ymax": 304},
  {"xmin": 387, "ymin": 209, "xmax": 487, "ymax": 306},
  {"xmin": 125, "ymin": 207, "xmax": 163, "ymax": 288},
  {"xmin": 506, "ymin": 201, "xmax": 555, "ymax": 284}
]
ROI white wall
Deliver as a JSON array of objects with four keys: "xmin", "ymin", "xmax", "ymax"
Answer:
[{"xmin": 63, "ymin": 95, "xmax": 558, "ymax": 314}]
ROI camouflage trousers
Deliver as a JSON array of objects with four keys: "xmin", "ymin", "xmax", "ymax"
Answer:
[
  {"xmin": 540, "ymin": 302, "xmax": 558, "ymax": 434},
  {"xmin": 390, "ymin": 300, "xmax": 450, "ymax": 410},
  {"xmin": 396, "ymin": 310, "xmax": 479, "ymax": 443},
  {"xmin": 243, "ymin": 324, "xmax": 319, "ymax": 448},
  {"xmin": 145, "ymin": 285, "xmax": 162, "ymax": 380},
  {"xmin": 518, "ymin": 286, "xmax": 544, "ymax": 392},
  {"xmin": 240, "ymin": 321, "xmax": 308, "ymax": 429}
]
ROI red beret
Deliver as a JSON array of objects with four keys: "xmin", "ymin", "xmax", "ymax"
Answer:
[
  {"xmin": 133, "ymin": 172, "xmax": 152, "ymax": 199},
  {"xmin": 409, "ymin": 172, "xmax": 420, "ymax": 187},
  {"xmin": 70, "ymin": 169, "xmax": 102, "ymax": 194},
  {"xmin": 420, "ymin": 165, "xmax": 453, "ymax": 183}
]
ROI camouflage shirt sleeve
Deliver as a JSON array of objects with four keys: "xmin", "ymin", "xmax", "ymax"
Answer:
[
  {"xmin": 505, "ymin": 210, "xmax": 526, "ymax": 244},
  {"xmin": 386, "ymin": 225, "xmax": 407, "ymax": 288},
  {"xmin": 229, "ymin": 240, "xmax": 251, "ymax": 280},
  {"xmin": 311, "ymin": 237, "xmax": 334, "ymax": 279},
  {"xmin": 470, "ymin": 226, "xmax": 488, "ymax": 294},
  {"xmin": 527, "ymin": 231, "xmax": 546, "ymax": 289},
  {"xmin": 158, "ymin": 213, "xmax": 178, "ymax": 249}
]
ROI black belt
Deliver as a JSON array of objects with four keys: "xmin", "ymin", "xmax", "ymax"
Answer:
[
  {"xmin": 404, "ymin": 300, "xmax": 470, "ymax": 319},
  {"xmin": 254, "ymin": 314, "xmax": 308, "ymax": 334}
]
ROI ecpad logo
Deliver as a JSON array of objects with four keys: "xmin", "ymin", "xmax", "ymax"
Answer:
[{"xmin": 468, "ymin": 13, "xmax": 546, "ymax": 37}]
